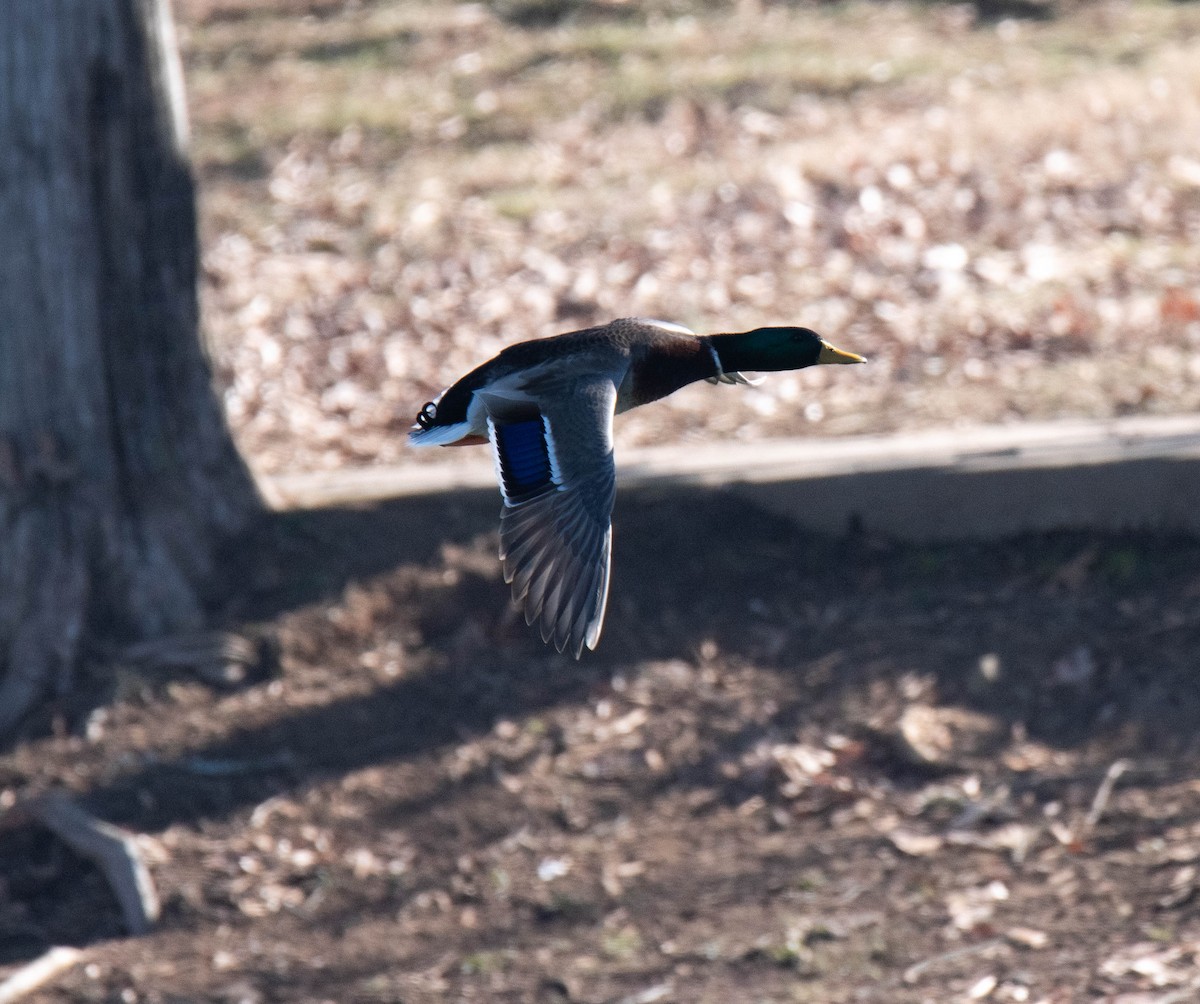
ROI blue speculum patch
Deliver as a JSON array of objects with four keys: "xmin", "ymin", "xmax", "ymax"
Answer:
[{"xmin": 496, "ymin": 418, "xmax": 552, "ymax": 497}]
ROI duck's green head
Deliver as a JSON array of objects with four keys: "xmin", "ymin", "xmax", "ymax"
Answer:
[{"xmin": 710, "ymin": 326, "xmax": 866, "ymax": 374}]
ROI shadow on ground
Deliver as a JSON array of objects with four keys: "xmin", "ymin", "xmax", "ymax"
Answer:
[{"xmin": 4, "ymin": 484, "xmax": 1200, "ymax": 1000}]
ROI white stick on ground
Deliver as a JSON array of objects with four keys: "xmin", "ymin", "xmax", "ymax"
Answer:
[
  {"xmin": 23, "ymin": 791, "xmax": 160, "ymax": 935},
  {"xmin": 0, "ymin": 947, "xmax": 84, "ymax": 1004},
  {"xmin": 1084, "ymin": 759, "xmax": 1132, "ymax": 831}
]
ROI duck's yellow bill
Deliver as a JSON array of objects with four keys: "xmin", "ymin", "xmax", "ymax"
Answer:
[{"xmin": 817, "ymin": 342, "xmax": 867, "ymax": 365}]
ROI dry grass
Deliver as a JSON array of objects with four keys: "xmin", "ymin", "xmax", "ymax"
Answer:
[{"xmin": 176, "ymin": 0, "xmax": 1200, "ymax": 474}]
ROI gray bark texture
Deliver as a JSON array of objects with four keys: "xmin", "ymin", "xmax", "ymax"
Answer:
[{"xmin": 0, "ymin": 0, "xmax": 261, "ymax": 737}]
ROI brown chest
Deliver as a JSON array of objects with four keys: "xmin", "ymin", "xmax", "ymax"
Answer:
[{"xmin": 624, "ymin": 341, "xmax": 715, "ymax": 410}]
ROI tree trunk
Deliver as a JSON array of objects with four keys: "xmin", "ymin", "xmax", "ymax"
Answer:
[{"xmin": 0, "ymin": 0, "xmax": 261, "ymax": 737}]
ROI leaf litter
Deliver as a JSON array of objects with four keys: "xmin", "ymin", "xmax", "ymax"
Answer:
[{"xmin": 6, "ymin": 2, "xmax": 1200, "ymax": 1001}]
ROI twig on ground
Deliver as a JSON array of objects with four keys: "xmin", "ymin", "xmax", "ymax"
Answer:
[
  {"xmin": 178, "ymin": 749, "xmax": 294, "ymax": 776},
  {"xmin": 118, "ymin": 629, "xmax": 268, "ymax": 687},
  {"xmin": 9, "ymin": 791, "xmax": 160, "ymax": 935},
  {"xmin": 616, "ymin": 983, "xmax": 674, "ymax": 1004},
  {"xmin": 1083, "ymin": 758, "xmax": 1133, "ymax": 832},
  {"xmin": 902, "ymin": 938, "xmax": 1006, "ymax": 984},
  {"xmin": 0, "ymin": 947, "xmax": 84, "ymax": 1004}
]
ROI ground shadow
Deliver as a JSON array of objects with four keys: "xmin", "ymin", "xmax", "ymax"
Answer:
[
  {"xmin": 49, "ymin": 485, "xmax": 1200, "ymax": 822},
  {"xmin": 42, "ymin": 485, "xmax": 1200, "ymax": 822},
  {"xmin": 4, "ymin": 482, "xmax": 1200, "ymax": 967}
]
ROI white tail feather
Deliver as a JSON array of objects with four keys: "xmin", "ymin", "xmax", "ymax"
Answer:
[{"xmin": 408, "ymin": 422, "xmax": 473, "ymax": 447}]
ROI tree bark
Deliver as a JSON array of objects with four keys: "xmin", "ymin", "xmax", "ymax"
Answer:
[{"xmin": 0, "ymin": 0, "xmax": 261, "ymax": 737}]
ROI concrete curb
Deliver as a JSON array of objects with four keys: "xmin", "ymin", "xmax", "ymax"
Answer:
[{"xmin": 263, "ymin": 414, "xmax": 1200, "ymax": 541}]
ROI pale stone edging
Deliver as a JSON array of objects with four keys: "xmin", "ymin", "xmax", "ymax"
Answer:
[{"xmin": 262, "ymin": 414, "xmax": 1200, "ymax": 541}]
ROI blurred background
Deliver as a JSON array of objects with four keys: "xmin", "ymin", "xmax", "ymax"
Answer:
[
  {"xmin": 6, "ymin": 2, "xmax": 1200, "ymax": 1002},
  {"xmin": 182, "ymin": 0, "xmax": 1200, "ymax": 475}
]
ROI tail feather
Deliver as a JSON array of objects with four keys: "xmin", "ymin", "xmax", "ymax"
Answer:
[{"xmin": 408, "ymin": 421, "xmax": 475, "ymax": 447}]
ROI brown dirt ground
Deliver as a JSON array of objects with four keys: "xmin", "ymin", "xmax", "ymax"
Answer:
[{"xmin": 5, "ymin": 488, "xmax": 1200, "ymax": 1002}]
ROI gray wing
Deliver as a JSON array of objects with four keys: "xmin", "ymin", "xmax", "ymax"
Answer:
[{"xmin": 482, "ymin": 376, "xmax": 617, "ymax": 658}]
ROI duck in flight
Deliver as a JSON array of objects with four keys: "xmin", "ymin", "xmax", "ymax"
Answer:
[{"xmin": 410, "ymin": 318, "xmax": 865, "ymax": 658}]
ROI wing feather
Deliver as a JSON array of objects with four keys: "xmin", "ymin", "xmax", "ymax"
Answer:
[{"xmin": 486, "ymin": 377, "xmax": 618, "ymax": 657}]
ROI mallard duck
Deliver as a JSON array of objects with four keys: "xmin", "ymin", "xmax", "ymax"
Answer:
[{"xmin": 410, "ymin": 317, "xmax": 865, "ymax": 658}]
